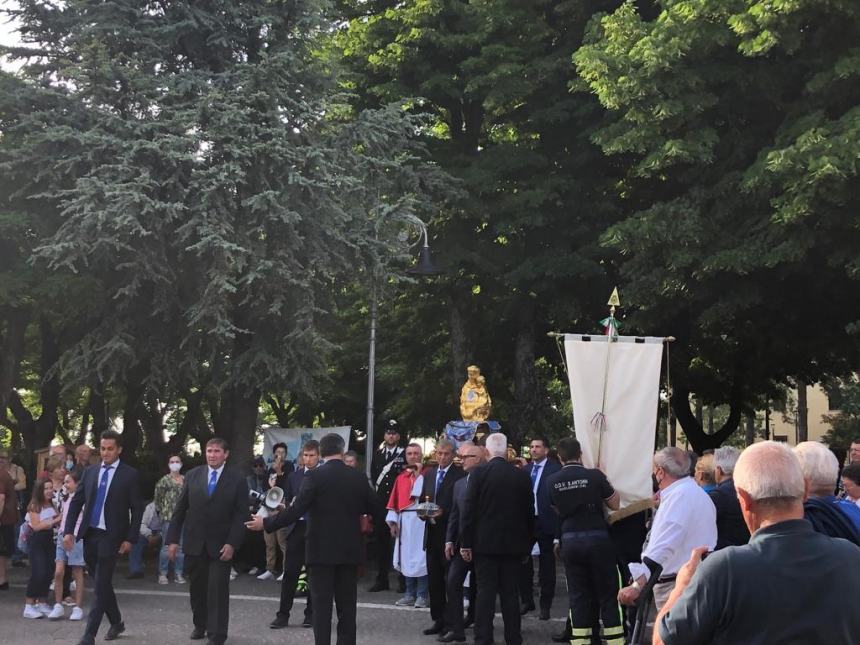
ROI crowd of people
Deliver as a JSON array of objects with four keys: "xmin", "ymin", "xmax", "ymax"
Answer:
[{"xmin": 1, "ymin": 431, "xmax": 860, "ymax": 645}]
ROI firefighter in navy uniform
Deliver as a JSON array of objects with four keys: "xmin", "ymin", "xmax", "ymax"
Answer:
[{"xmin": 547, "ymin": 437, "xmax": 624, "ymax": 645}]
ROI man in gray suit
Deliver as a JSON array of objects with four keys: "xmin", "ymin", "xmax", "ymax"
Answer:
[
  {"xmin": 167, "ymin": 438, "xmax": 248, "ymax": 645},
  {"xmin": 440, "ymin": 442, "xmax": 485, "ymax": 643}
]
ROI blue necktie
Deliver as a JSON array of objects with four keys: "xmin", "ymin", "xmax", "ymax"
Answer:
[
  {"xmin": 435, "ymin": 469, "xmax": 445, "ymax": 497},
  {"xmin": 89, "ymin": 465, "xmax": 113, "ymax": 528},
  {"xmin": 531, "ymin": 464, "xmax": 540, "ymax": 488},
  {"xmin": 208, "ymin": 470, "xmax": 218, "ymax": 497}
]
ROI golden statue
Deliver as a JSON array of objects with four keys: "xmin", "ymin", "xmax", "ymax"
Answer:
[{"xmin": 460, "ymin": 365, "xmax": 492, "ymax": 421}]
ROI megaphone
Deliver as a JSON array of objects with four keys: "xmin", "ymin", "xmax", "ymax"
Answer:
[{"xmin": 253, "ymin": 486, "xmax": 285, "ymax": 518}]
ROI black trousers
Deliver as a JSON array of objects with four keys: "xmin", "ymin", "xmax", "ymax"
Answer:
[
  {"xmin": 82, "ymin": 529, "xmax": 122, "ymax": 638},
  {"xmin": 426, "ymin": 530, "xmax": 448, "ymax": 625},
  {"xmin": 277, "ymin": 522, "xmax": 312, "ymax": 621},
  {"xmin": 25, "ymin": 530, "xmax": 54, "ymax": 599},
  {"xmin": 561, "ymin": 533, "xmax": 622, "ymax": 645},
  {"xmin": 309, "ymin": 563, "xmax": 358, "ymax": 645},
  {"xmin": 474, "ymin": 554, "xmax": 522, "ymax": 645},
  {"xmin": 519, "ymin": 531, "xmax": 556, "ymax": 610},
  {"xmin": 444, "ymin": 551, "xmax": 475, "ymax": 638},
  {"xmin": 373, "ymin": 514, "xmax": 392, "ymax": 584},
  {"xmin": 186, "ymin": 552, "xmax": 232, "ymax": 644}
]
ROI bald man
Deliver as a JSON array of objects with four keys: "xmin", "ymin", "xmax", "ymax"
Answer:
[{"xmin": 655, "ymin": 441, "xmax": 860, "ymax": 645}]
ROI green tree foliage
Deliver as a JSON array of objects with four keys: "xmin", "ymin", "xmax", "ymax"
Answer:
[
  {"xmin": 1, "ymin": 0, "xmax": 449, "ymax": 463},
  {"xmin": 333, "ymin": 0, "xmax": 626, "ymax": 444},
  {"xmin": 574, "ymin": 0, "xmax": 860, "ymax": 450}
]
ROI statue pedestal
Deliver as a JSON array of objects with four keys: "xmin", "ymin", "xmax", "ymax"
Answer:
[{"xmin": 444, "ymin": 420, "xmax": 502, "ymax": 446}]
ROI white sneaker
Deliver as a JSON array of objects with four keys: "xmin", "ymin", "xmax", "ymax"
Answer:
[
  {"xmin": 257, "ymin": 570, "xmax": 274, "ymax": 581},
  {"xmin": 48, "ymin": 603, "xmax": 64, "ymax": 620},
  {"xmin": 23, "ymin": 605, "xmax": 44, "ymax": 619},
  {"xmin": 70, "ymin": 581, "xmax": 77, "ymax": 592},
  {"xmin": 230, "ymin": 567, "xmax": 238, "ymax": 581},
  {"xmin": 158, "ymin": 574, "xmax": 169, "ymax": 585},
  {"xmin": 69, "ymin": 606, "xmax": 83, "ymax": 621},
  {"xmin": 248, "ymin": 567, "xmax": 259, "ymax": 576},
  {"xmin": 276, "ymin": 573, "xmax": 284, "ymax": 582},
  {"xmin": 36, "ymin": 603, "xmax": 53, "ymax": 616},
  {"xmin": 175, "ymin": 574, "xmax": 186, "ymax": 584}
]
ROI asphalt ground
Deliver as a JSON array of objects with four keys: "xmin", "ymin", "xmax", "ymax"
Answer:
[{"xmin": 0, "ymin": 561, "xmax": 568, "ymax": 644}]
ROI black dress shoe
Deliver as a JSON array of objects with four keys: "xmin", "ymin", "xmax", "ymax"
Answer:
[
  {"xmin": 302, "ymin": 616, "xmax": 313, "ymax": 628},
  {"xmin": 423, "ymin": 622, "xmax": 444, "ymax": 635},
  {"xmin": 464, "ymin": 614, "xmax": 474, "ymax": 628},
  {"xmin": 368, "ymin": 581, "xmax": 389, "ymax": 592},
  {"xmin": 104, "ymin": 622, "xmax": 125, "ymax": 640},
  {"xmin": 190, "ymin": 627, "xmax": 206, "ymax": 640},
  {"xmin": 125, "ymin": 571, "xmax": 143, "ymax": 580},
  {"xmin": 539, "ymin": 607, "xmax": 551, "ymax": 620},
  {"xmin": 0, "ymin": 582, "xmax": 8, "ymax": 590},
  {"xmin": 520, "ymin": 602, "xmax": 535, "ymax": 616},
  {"xmin": 270, "ymin": 615, "xmax": 290, "ymax": 629},
  {"xmin": 438, "ymin": 634, "xmax": 466, "ymax": 643}
]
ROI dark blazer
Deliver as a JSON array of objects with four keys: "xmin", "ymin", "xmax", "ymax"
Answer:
[
  {"xmin": 65, "ymin": 461, "xmax": 144, "ymax": 554},
  {"xmin": 280, "ymin": 467, "xmax": 312, "ymax": 537},
  {"xmin": 265, "ymin": 459, "xmax": 385, "ymax": 565},
  {"xmin": 421, "ymin": 464, "xmax": 465, "ymax": 547},
  {"xmin": 524, "ymin": 459, "xmax": 562, "ymax": 535},
  {"xmin": 446, "ymin": 476, "xmax": 469, "ymax": 547},
  {"xmin": 708, "ymin": 478, "xmax": 750, "ymax": 550},
  {"xmin": 460, "ymin": 457, "xmax": 534, "ymax": 556},
  {"xmin": 167, "ymin": 465, "xmax": 249, "ymax": 559}
]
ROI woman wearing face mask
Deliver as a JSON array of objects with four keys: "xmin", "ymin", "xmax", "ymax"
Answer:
[{"xmin": 154, "ymin": 455, "xmax": 186, "ymax": 584}]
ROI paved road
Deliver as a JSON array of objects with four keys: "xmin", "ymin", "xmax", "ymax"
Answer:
[{"xmin": 0, "ymin": 563, "xmax": 567, "ymax": 644}]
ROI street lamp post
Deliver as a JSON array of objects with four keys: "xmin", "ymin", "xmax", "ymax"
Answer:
[{"xmin": 364, "ymin": 222, "xmax": 440, "ymax": 479}]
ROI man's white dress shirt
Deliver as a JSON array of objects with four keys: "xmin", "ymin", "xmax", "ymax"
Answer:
[{"xmin": 629, "ymin": 476, "xmax": 717, "ymax": 581}]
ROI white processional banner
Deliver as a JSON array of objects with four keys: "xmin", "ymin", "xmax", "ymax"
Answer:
[
  {"xmin": 564, "ymin": 334, "xmax": 663, "ymax": 506},
  {"xmin": 262, "ymin": 426, "xmax": 351, "ymax": 467}
]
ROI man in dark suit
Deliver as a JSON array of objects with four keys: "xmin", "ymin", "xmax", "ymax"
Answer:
[
  {"xmin": 460, "ymin": 433, "xmax": 534, "ymax": 645},
  {"xmin": 520, "ymin": 435, "xmax": 561, "ymax": 619},
  {"xmin": 247, "ymin": 433, "xmax": 386, "ymax": 645},
  {"xmin": 167, "ymin": 438, "xmax": 249, "ymax": 645},
  {"xmin": 63, "ymin": 430, "xmax": 144, "ymax": 645},
  {"xmin": 441, "ymin": 442, "xmax": 484, "ymax": 643},
  {"xmin": 368, "ymin": 420, "xmax": 405, "ymax": 591},
  {"xmin": 709, "ymin": 446, "xmax": 750, "ymax": 549},
  {"xmin": 420, "ymin": 437, "xmax": 465, "ymax": 636},
  {"xmin": 268, "ymin": 439, "xmax": 320, "ymax": 630}
]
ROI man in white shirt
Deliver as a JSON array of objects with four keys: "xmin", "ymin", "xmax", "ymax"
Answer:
[{"xmin": 618, "ymin": 447, "xmax": 716, "ymax": 620}]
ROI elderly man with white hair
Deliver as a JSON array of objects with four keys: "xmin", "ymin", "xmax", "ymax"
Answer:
[
  {"xmin": 708, "ymin": 446, "xmax": 750, "ymax": 549},
  {"xmin": 654, "ymin": 441, "xmax": 860, "ymax": 645},
  {"xmin": 793, "ymin": 441, "xmax": 860, "ymax": 545},
  {"xmin": 459, "ymin": 433, "xmax": 533, "ymax": 645},
  {"xmin": 618, "ymin": 447, "xmax": 716, "ymax": 615}
]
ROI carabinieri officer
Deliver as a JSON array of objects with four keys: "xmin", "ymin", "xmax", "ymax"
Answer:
[{"xmin": 546, "ymin": 437, "xmax": 623, "ymax": 645}]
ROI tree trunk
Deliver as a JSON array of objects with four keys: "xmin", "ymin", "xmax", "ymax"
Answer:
[
  {"xmin": 796, "ymin": 379, "xmax": 808, "ymax": 443},
  {"xmin": 744, "ymin": 412, "xmax": 755, "ymax": 447},
  {"xmin": 695, "ymin": 398, "xmax": 703, "ymax": 426},
  {"xmin": 707, "ymin": 406, "xmax": 714, "ymax": 434},
  {"xmin": 511, "ymin": 300, "xmax": 539, "ymax": 449},
  {"xmin": 669, "ymin": 411, "xmax": 677, "ymax": 447},
  {"xmin": 89, "ymin": 384, "xmax": 109, "ymax": 445},
  {"xmin": 449, "ymin": 298, "xmax": 470, "ymax": 408},
  {"xmin": 121, "ymin": 376, "xmax": 146, "ymax": 462},
  {"xmin": 673, "ymin": 384, "xmax": 742, "ymax": 453},
  {"xmin": 0, "ymin": 307, "xmax": 29, "ymax": 428},
  {"xmin": 211, "ymin": 387, "xmax": 259, "ymax": 471}
]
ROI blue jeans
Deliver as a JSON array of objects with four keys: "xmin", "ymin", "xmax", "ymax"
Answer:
[
  {"xmin": 159, "ymin": 520, "xmax": 184, "ymax": 575},
  {"xmin": 405, "ymin": 575, "xmax": 428, "ymax": 598},
  {"xmin": 129, "ymin": 535, "xmax": 148, "ymax": 574}
]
